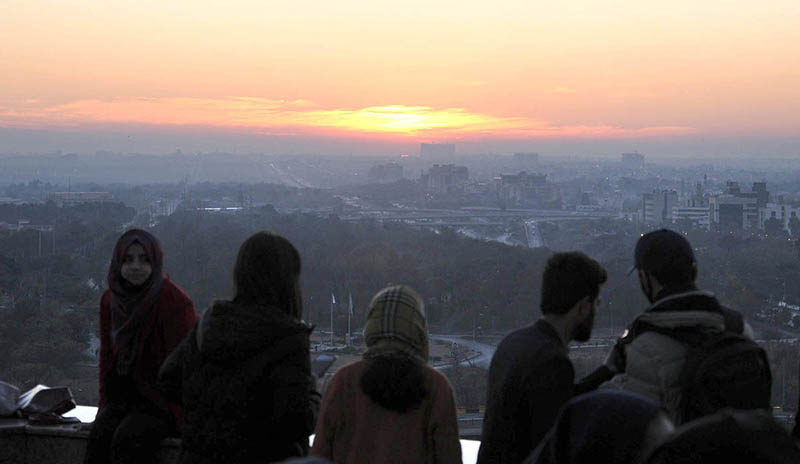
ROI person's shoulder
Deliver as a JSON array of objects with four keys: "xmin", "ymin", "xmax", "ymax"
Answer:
[
  {"xmin": 327, "ymin": 359, "xmax": 365, "ymax": 383},
  {"xmin": 497, "ymin": 324, "xmax": 539, "ymax": 349},
  {"xmin": 326, "ymin": 359, "xmax": 365, "ymax": 392},
  {"xmin": 496, "ymin": 322, "xmax": 560, "ymax": 359},
  {"xmin": 425, "ymin": 364, "xmax": 454, "ymax": 391},
  {"xmin": 160, "ymin": 278, "xmax": 194, "ymax": 306}
]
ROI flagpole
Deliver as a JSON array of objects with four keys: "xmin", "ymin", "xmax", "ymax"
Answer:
[
  {"xmin": 330, "ymin": 294, "xmax": 334, "ymax": 346},
  {"xmin": 347, "ymin": 292, "xmax": 352, "ymax": 346}
]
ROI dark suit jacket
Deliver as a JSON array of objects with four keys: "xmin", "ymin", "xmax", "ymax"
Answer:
[{"xmin": 477, "ymin": 320, "xmax": 575, "ymax": 464}]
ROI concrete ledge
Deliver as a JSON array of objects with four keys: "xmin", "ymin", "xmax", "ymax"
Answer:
[{"xmin": 0, "ymin": 419, "xmax": 180, "ymax": 464}]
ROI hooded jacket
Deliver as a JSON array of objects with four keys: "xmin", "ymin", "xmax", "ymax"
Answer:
[
  {"xmin": 159, "ymin": 300, "xmax": 320, "ymax": 464},
  {"xmin": 603, "ymin": 290, "xmax": 750, "ymax": 421}
]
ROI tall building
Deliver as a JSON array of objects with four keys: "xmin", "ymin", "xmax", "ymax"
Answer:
[
  {"xmin": 513, "ymin": 152, "xmax": 539, "ymax": 164},
  {"xmin": 420, "ymin": 143, "xmax": 456, "ymax": 159},
  {"xmin": 496, "ymin": 171, "xmax": 559, "ymax": 207},
  {"xmin": 642, "ymin": 190, "xmax": 678, "ymax": 224},
  {"xmin": 710, "ymin": 195, "xmax": 758, "ymax": 230},
  {"xmin": 368, "ymin": 162, "xmax": 404, "ymax": 182},
  {"xmin": 709, "ymin": 181, "xmax": 769, "ymax": 230},
  {"xmin": 420, "ymin": 164, "xmax": 469, "ymax": 194},
  {"xmin": 622, "ymin": 152, "xmax": 645, "ymax": 168},
  {"xmin": 752, "ymin": 181, "xmax": 769, "ymax": 207}
]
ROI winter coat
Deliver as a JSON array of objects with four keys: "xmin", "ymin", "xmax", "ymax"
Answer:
[
  {"xmin": 478, "ymin": 320, "xmax": 577, "ymax": 464},
  {"xmin": 603, "ymin": 290, "xmax": 749, "ymax": 422},
  {"xmin": 158, "ymin": 300, "xmax": 320, "ymax": 464},
  {"xmin": 310, "ymin": 359, "xmax": 462, "ymax": 464},
  {"xmin": 98, "ymin": 277, "xmax": 198, "ymax": 429}
]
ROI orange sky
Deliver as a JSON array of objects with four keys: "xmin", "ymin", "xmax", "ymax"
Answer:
[{"xmin": 1, "ymin": 0, "xmax": 799, "ymax": 142}]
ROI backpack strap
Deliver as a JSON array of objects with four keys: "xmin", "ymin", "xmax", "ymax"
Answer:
[{"xmin": 720, "ymin": 306, "xmax": 744, "ymax": 334}]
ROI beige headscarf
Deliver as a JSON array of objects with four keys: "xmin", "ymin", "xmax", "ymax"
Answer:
[{"xmin": 362, "ymin": 285, "xmax": 429, "ymax": 362}]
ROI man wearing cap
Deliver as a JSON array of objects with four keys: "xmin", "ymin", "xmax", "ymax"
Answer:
[{"xmin": 602, "ymin": 228, "xmax": 753, "ymax": 420}]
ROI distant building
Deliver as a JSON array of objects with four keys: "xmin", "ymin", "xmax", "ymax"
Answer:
[
  {"xmin": 758, "ymin": 203, "xmax": 800, "ymax": 231},
  {"xmin": 621, "ymin": 152, "xmax": 645, "ymax": 169},
  {"xmin": 0, "ymin": 220, "xmax": 54, "ymax": 232},
  {"xmin": 642, "ymin": 190, "xmax": 678, "ymax": 224},
  {"xmin": 672, "ymin": 206, "xmax": 711, "ymax": 230},
  {"xmin": 150, "ymin": 199, "xmax": 182, "ymax": 218},
  {"xmin": 752, "ymin": 181, "xmax": 769, "ymax": 207},
  {"xmin": 710, "ymin": 195, "xmax": 758, "ymax": 230},
  {"xmin": 368, "ymin": 162, "xmax": 404, "ymax": 182},
  {"xmin": 709, "ymin": 181, "xmax": 769, "ymax": 230},
  {"xmin": 420, "ymin": 164, "xmax": 469, "ymax": 194},
  {"xmin": 513, "ymin": 152, "xmax": 539, "ymax": 164},
  {"xmin": 686, "ymin": 181, "xmax": 709, "ymax": 207},
  {"xmin": 497, "ymin": 171, "xmax": 560, "ymax": 208},
  {"xmin": 48, "ymin": 191, "xmax": 112, "ymax": 206},
  {"xmin": 420, "ymin": 143, "xmax": 456, "ymax": 159}
]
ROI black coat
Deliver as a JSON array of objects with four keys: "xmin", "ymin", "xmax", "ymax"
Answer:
[
  {"xmin": 478, "ymin": 320, "xmax": 575, "ymax": 464},
  {"xmin": 159, "ymin": 300, "xmax": 320, "ymax": 464}
]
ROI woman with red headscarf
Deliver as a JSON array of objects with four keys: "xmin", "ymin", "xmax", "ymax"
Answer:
[{"xmin": 85, "ymin": 229, "xmax": 198, "ymax": 464}]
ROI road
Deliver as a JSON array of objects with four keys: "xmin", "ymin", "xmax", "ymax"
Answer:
[{"xmin": 431, "ymin": 335, "xmax": 496, "ymax": 369}]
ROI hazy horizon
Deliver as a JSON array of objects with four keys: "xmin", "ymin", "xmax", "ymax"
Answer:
[{"xmin": 2, "ymin": 126, "xmax": 799, "ymax": 162}]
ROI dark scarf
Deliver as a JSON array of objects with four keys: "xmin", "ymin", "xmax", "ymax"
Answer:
[{"xmin": 107, "ymin": 229, "xmax": 164, "ymax": 376}]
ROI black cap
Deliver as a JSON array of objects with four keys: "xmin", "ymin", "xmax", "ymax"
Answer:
[{"xmin": 628, "ymin": 228, "xmax": 696, "ymax": 276}]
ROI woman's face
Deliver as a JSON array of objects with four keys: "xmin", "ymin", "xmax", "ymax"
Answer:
[{"xmin": 120, "ymin": 242, "xmax": 152, "ymax": 286}]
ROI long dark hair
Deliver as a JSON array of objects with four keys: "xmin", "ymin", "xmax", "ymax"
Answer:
[
  {"xmin": 360, "ymin": 356, "xmax": 430, "ymax": 413},
  {"xmin": 232, "ymin": 231, "xmax": 303, "ymax": 320}
]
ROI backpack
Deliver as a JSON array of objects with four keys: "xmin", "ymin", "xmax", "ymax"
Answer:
[{"xmin": 627, "ymin": 320, "xmax": 772, "ymax": 425}]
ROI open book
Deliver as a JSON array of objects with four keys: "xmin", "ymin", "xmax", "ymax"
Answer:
[{"xmin": 0, "ymin": 381, "xmax": 76, "ymax": 418}]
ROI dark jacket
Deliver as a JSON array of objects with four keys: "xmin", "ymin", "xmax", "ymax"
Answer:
[
  {"xmin": 794, "ymin": 367, "xmax": 800, "ymax": 440},
  {"xmin": 478, "ymin": 320, "xmax": 576, "ymax": 464},
  {"xmin": 98, "ymin": 278, "xmax": 198, "ymax": 429},
  {"xmin": 646, "ymin": 409, "xmax": 800, "ymax": 464},
  {"xmin": 159, "ymin": 300, "xmax": 320, "ymax": 464}
]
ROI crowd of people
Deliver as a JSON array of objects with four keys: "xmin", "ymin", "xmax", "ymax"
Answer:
[{"xmin": 85, "ymin": 227, "xmax": 800, "ymax": 464}]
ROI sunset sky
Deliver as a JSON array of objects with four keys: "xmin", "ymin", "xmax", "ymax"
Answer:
[{"xmin": 1, "ymin": 0, "xmax": 799, "ymax": 155}]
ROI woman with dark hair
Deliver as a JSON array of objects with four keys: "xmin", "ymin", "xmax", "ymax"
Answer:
[
  {"xmin": 311, "ymin": 285, "xmax": 462, "ymax": 464},
  {"xmin": 159, "ymin": 231, "xmax": 319, "ymax": 464},
  {"xmin": 85, "ymin": 229, "xmax": 198, "ymax": 464}
]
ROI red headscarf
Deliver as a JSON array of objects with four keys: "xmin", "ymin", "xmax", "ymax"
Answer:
[{"xmin": 107, "ymin": 229, "xmax": 164, "ymax": 375}]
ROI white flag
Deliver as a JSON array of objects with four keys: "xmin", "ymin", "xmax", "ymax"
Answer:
[
  {"xmin": 331, "ymin": 293, "xmax": 336, "ymax": 305},
  {"xmin": 348, "ymin": 293, "xmax": 354, "ymax": 315}
]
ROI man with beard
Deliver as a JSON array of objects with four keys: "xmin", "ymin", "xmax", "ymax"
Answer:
[{"xmin": 478, "ymin": 252, "xmax": 607, "ymax": 464}]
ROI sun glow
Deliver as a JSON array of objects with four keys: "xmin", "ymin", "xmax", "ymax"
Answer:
[
  {"xmin": 1, "ymin": 0, "xmax": 799, "ymax": 147},
  {"xmin": 0, "ymin": 97, "xmax": 696, "ymax": 140}
]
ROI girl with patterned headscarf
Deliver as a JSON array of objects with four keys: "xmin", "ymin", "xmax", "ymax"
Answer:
[
  {"xmin": 311, "ymin": 285, "xmax": 463, "ymax": 464},
  {"xmin": 85, "ymin": 229, "xmax": 198, "ymax": 464}
]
